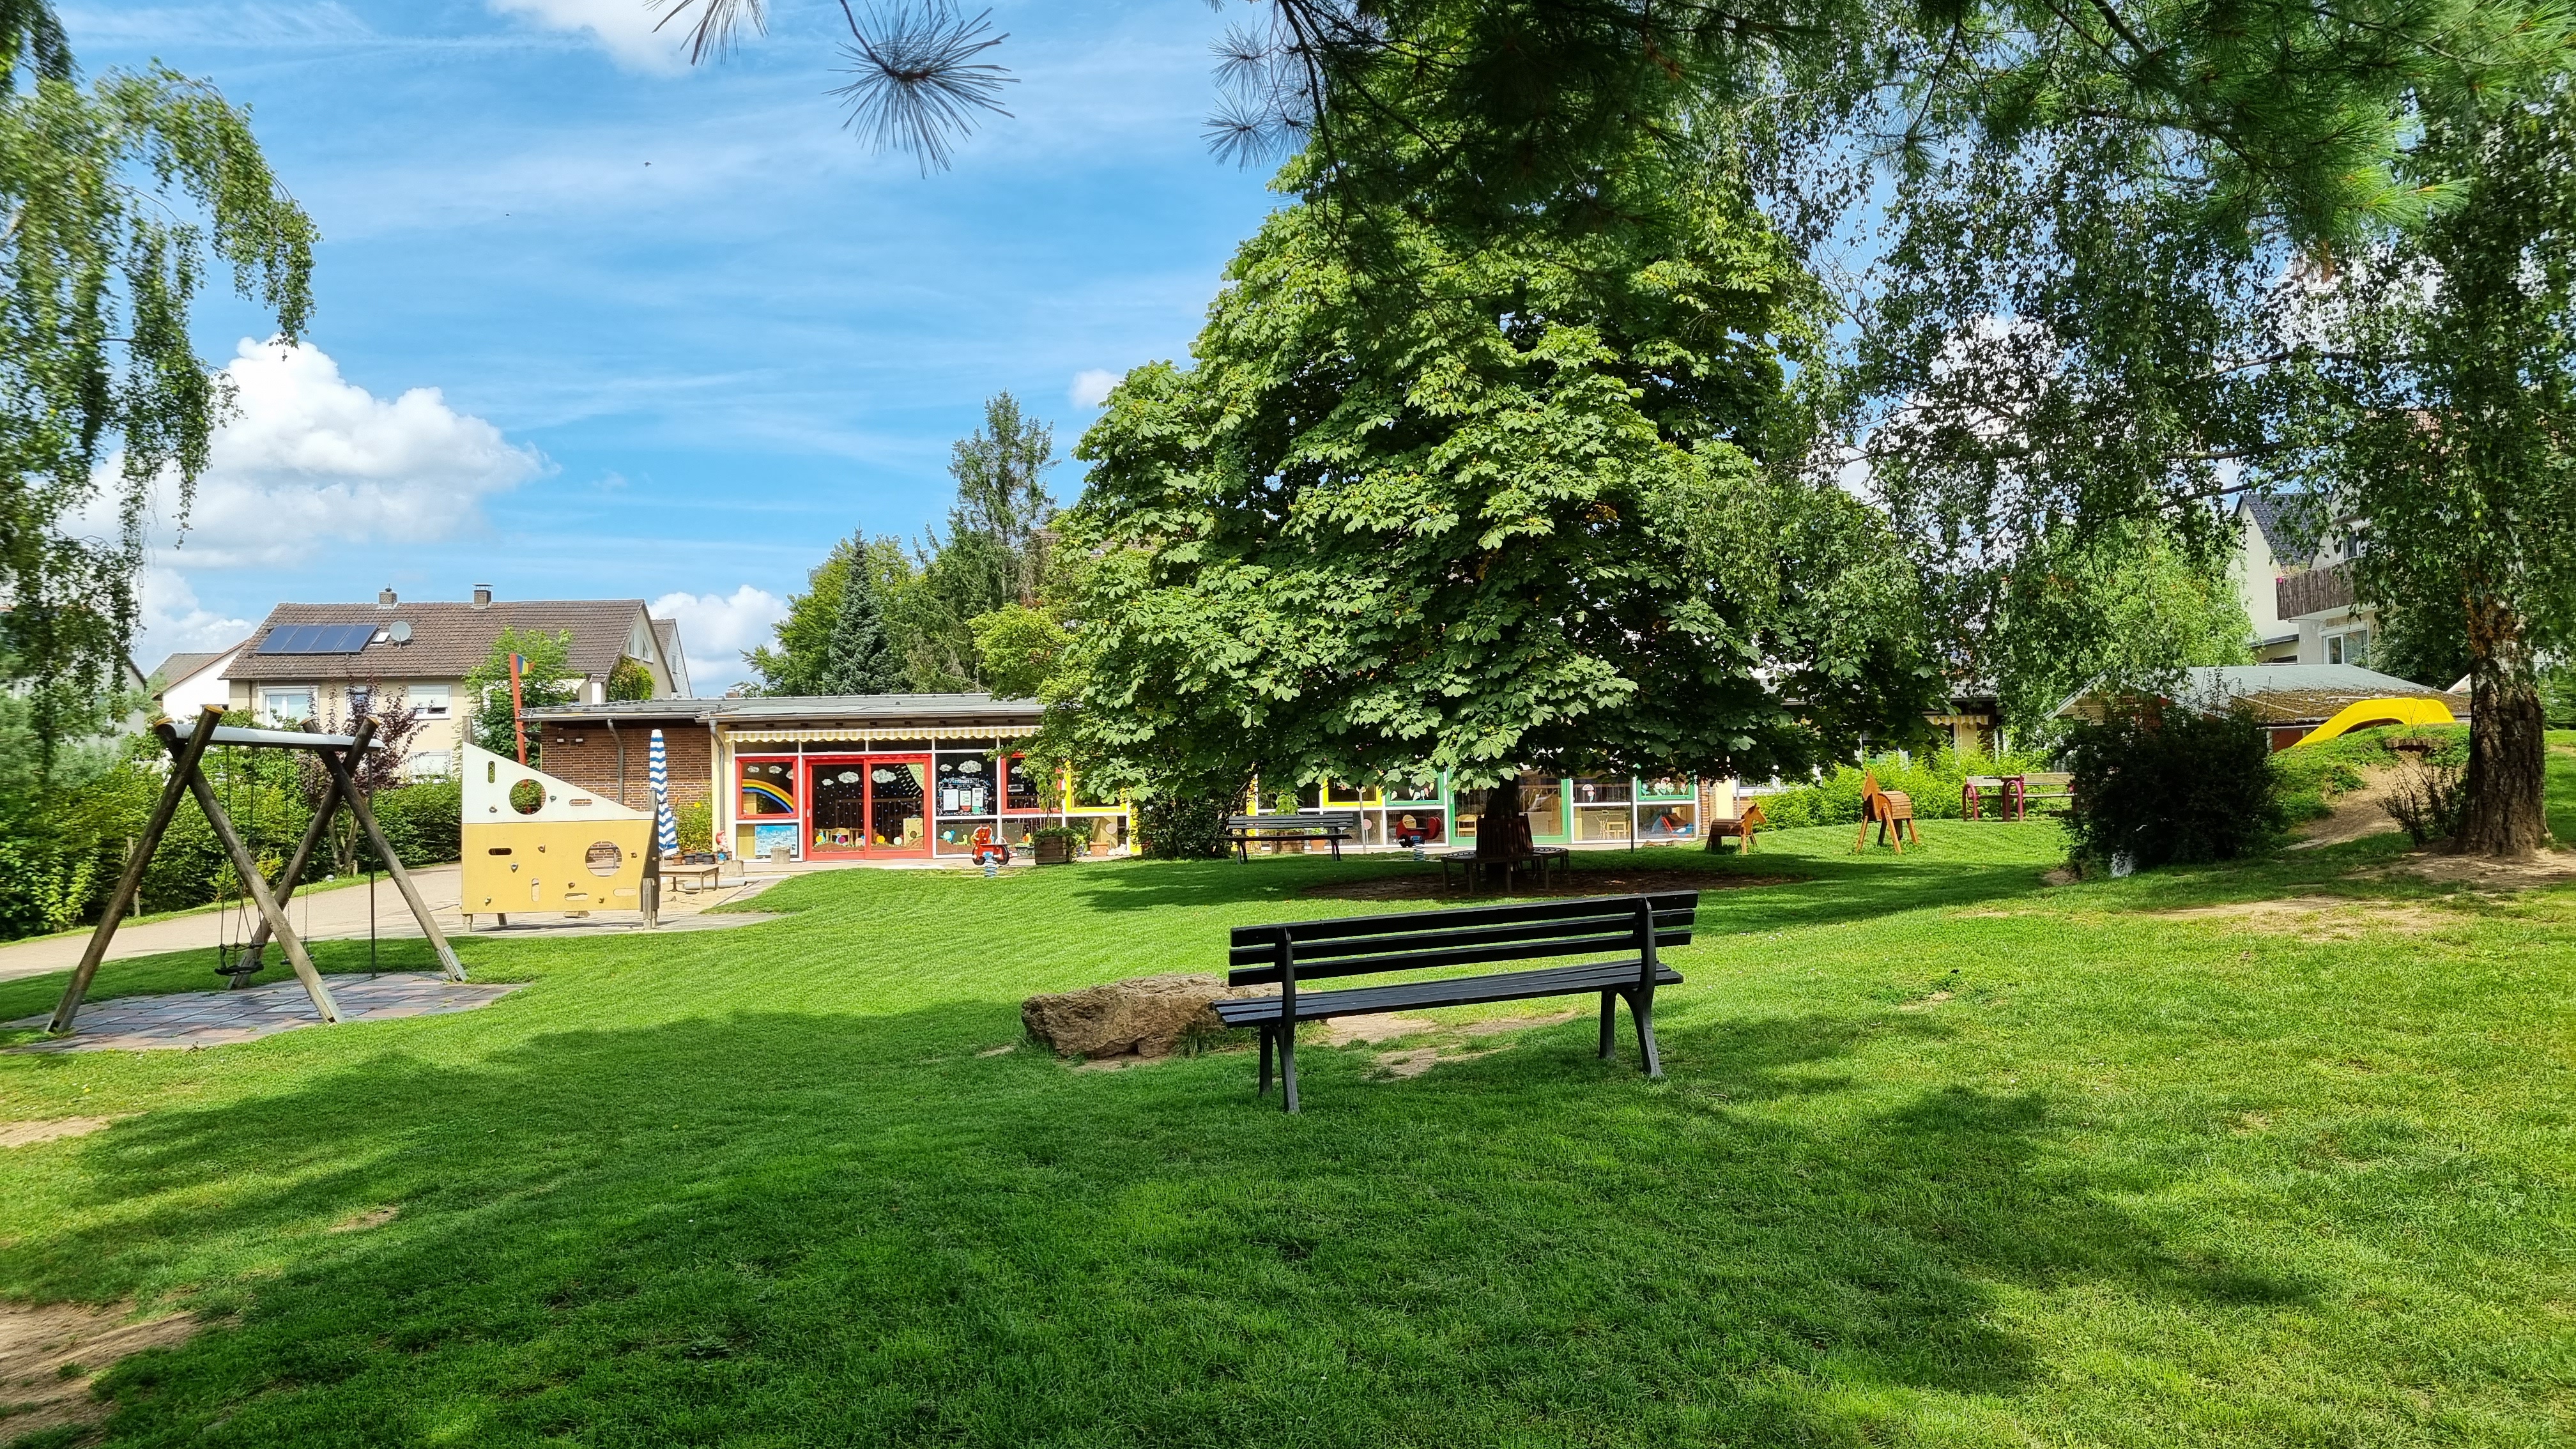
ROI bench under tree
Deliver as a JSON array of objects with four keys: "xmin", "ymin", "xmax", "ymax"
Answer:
[
  {"xmin": 1225, "ymin": 811, "xmax": 1363, "ymax": 861},
  {"xmin": 1213, "ymin": 892, "xmax": 1698, "ymax": 1112}
]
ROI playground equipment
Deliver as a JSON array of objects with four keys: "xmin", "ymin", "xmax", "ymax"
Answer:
[
  {"xmin": 461, "ymin": 743, "xmax": 661, "ymax": 928},
  {"xmin": 2290, "ymin": 695, "xmax": 2460, "ymax": 748},
  {"xmin": 1854, "ymin": 771, "xmax": 1920, "ymax": 852},
  {"xmin": 1705, "ymin": 790, "xmax": 1768, "ymax": 854},
  {"xmin": 46, "ymin": 704, "xmax": 463, "ymax": 1037}
]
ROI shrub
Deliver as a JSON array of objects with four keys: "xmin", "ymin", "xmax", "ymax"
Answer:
[
  {"xmin": 2064, "ymin": 703, "xmax": 2283, "ymax": 869},
  {"xmin": 675, "ymin": 799, "xmax": 714, "ymax": 855},
  {"xmin": 364, "ymin": 779, "xmax": 461, "ymax": 868},
  {"xmin": 2381, "ymin": 756, "xmax": 2469, "ymax": 845},
  {"xmin": 1754, "ymin": 746, "xmax": 2056, "ymax": 829}
]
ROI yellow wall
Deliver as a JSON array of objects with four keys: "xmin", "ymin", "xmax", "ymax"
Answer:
[{"xmin": 461, "ymin": 819, "xmax": 655, "ymax": 915}]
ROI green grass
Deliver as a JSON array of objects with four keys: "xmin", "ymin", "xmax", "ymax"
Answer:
[{"xmin": 2, "ymin": 802, "xmax": 2573, "ymax": 1446}]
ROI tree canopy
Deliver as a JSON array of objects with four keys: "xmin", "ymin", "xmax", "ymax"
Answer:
[
  {"xmin": 0, "ymin": 8, "xmax": 316, "ymax": 756},
  {"xmin": 1050, "ymin": 173, "xmax": 1938, "ymax": 832}
]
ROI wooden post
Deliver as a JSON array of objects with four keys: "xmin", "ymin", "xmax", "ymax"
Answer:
[
  {"xmin": 319, "ymin": 747, "xmax": 465, "ymax": 982},
  {"xmin": 47, "ymin": 705, "xmax": 225, "ymax": 1033},
  {"xmin": 231, "ymin": 717, "xmax": 368, "ymax": 983},
  {"xmin": 164, "ymin": 721, "xmax": 341, "ymax": 1023}
]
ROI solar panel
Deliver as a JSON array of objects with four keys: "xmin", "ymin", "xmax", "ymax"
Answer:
[{"xmin": 256, "ymin": 622, "xmax": 378, "ymax": 654}]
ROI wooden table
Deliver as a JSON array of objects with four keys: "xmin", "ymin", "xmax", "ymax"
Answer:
[{"xmin": 1436, "ymin": 847, "xmax": 1570, "ymax": 893}]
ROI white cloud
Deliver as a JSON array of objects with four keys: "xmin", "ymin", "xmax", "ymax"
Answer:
[
  {"xmin": 488, "ymin": 0, "xmax": 688, "ymax": 72},
  {"xmin": 135, "ymin": 567, "xmax": 256, "ymax": 666},
  {"xmin": 119, "ymin": 339, "xmax": 544, "ymax": 570},
  {"xmin": 1070, "ymin": 369, "xmax": 1119, "ymax": 408},
  {"xmin": 650, "ymin": 585, "xmax": 788, "ymax": 693}
]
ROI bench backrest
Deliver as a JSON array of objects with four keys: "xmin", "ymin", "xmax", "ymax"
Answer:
[
  {"xmin": 2019, "ymin": 772, "xmax": 2074, "ymax": 788},
  {"xmin": 1228, "ymin": 811, "xmax": 1361, "ymax": 831},
  {"xmin": 1228, "ymin": 892, "xmax": 1698, "ymax": 987}
]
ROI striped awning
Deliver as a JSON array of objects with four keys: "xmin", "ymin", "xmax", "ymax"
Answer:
[{"xmin": 723, "ymin": 724, "xmax": 1039, "ymax": 746}]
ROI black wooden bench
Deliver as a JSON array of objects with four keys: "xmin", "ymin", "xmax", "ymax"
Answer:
[
  {"xmin": 1226, "ymin": 811, "xmax": 1362, "ymax": 861},
  {"xmin": 1213, "ymin": 891, "xmax": 1696, "ymax": 1112}
]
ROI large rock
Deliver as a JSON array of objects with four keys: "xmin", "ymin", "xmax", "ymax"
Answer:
[{"xmin": 1022, "ymin": 974, "xmax": 1272, "ymax": 1059}]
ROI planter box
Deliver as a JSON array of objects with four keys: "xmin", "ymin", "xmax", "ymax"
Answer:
[{"xmin": 1034, "ymin": 837, "xmax": 1077, "ymax": 865}]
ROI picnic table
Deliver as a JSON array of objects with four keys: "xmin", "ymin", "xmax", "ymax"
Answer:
[
  {"xmin": 1436, "ymin": 846, "xmax": 1570, "ymax": 894},
  {"xmin": 1963, "ymin": 772, "xmax": 2074, "ymax": 821},
  {"xmin": 1227, "ymin": 811, "xmax": 1361, "ymax": 862}
]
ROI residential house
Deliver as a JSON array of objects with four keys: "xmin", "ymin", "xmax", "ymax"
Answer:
[
  {"xmin": 2055, "ymin": 663, "xmax": 2467, "ymax": 751},
  {"xmin": 150, "ymin": 640, "xmax": 248, "ymax": 720},
  {"xmin": 2231, "ymin": 494, "xmax": 2375, "ymax": 666},
  {"xmin": 221, "ymin": 585, "xmax": 691, "ymax": 778}
]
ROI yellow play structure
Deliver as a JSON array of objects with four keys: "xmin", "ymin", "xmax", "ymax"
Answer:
[
  {"xmin": 2288, "ymin": 696, "xmax": 2460, "ymax": 748},
  {"xmin": 461, "ymin": 743, "xmax": 659, "ymax": 928}
]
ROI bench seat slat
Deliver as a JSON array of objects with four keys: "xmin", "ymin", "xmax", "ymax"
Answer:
[
  {"xmin": 1230, "ymin": 891, "xmax": 1698, "ymax": 947},
  {"xmin": 1229, "ymin": 928, "xmax": 1694, "ymax": 985},
  {"xmin": 1215, "ymin": 959, "xmax": 1685, "ymax": 1025},
  {"xmin": 1227, "ymin": 908, "xmax": 1694, "ymax": 969}
]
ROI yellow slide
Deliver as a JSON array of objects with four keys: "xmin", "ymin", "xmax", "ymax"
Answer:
[{"xmin": 2290, "ymin": 696, "xmax": 2459, "ymax": 747}]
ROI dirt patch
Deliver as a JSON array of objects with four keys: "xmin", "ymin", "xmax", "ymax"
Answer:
[
  {"xmin": 0, "ymin": 1118, "xmax": 112, "ymax": 1149},
  {"xmin": 0, "ymin": 1300, "xmax": 201, "ymax": 1441},
  {"xmin": 2366, "ymin": 848, "xmax": 2576, "ymax": 890},
  {"xmin": 1312, "ymin": 1014, "xmax": 1441, "ymax": 1046},
  {"xmin": 2041, "ymin": 867, "xmax": 2082, "ymax": 887},
  {"xmin": 1371, "ymin": 1045, "xmax": 1504, "ymax": 1078},
  {"xmin": 329, "ymin": 1206, "xmax": 399, "ymax": 1233},
  {"xmin": 2152, "ymin": 896, "xmax": 2449, "ymax": 937},
  {"xmin": 1457, "ymin": 1009, "xmax": 1582, "ymax": 1037},
  {"xmin": 1303, "ymin": 870, "xmax": 1804, "ymax": 901},
  {"xmin": 2289, "ymin": 765, "xmax": 2405, "ymax": 850},
  {"xmin": 1897, "ymin": 990, "xmax": 1954, "ymax": 1013}
]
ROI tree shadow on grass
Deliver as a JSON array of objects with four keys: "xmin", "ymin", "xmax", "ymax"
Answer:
[{"xmin": 8, "ymin": 1000, "xmax": 2296, "ymax": 1447}]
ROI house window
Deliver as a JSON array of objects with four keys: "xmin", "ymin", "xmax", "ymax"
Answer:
[
  {"xmin": 2326, "ymin": 629, "xmax": 2370, "ymax": 666},
  {"xmin": 348, "ymin": 686, "xmax": 372, "ymax": 717},
  {"xmin": 261, "ymin": 687, "xmax": 313, "ymax": 724},
  {"xmin": 406, "ymin": 751, "xmax": 452, "ymax": 778},
  {"xmin": 412, "ymin": 684, "xmax": 451, "ymax": 718}
]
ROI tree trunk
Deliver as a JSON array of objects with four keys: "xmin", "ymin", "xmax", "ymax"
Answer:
[
  {"xmin": 2455, "ymin": 600, "xmax": 2550, "ymax": 857},
  {"xmin": 1476, "ymin": 776, "xmax": 1528, "ymax": 860}
]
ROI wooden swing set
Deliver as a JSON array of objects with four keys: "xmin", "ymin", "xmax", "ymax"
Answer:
[{"xmin": 45, "ymin": 703, "xmax": 463, "ymax": 1037}]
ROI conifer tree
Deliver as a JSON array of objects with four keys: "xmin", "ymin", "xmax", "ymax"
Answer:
[{"xmin": 819, "ymin": 538, "xmax": 902, "ymax": 694}]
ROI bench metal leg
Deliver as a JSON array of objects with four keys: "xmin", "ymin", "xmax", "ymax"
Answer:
[
  {"xmin": 1598, "ymin": 990, "xmax": 1617, "ymax": 1059},
  {"xmin": 1258, "ymin": 1024, "xmax": 1275, "ymax": 1095},
  {"xmin": 1278, "ymin": 1020, "xmax": 1300, "ymax": 1114},
  {"xmin": 1630, "ymin": 990, "xmax": 1663, "ymax": 1078}
]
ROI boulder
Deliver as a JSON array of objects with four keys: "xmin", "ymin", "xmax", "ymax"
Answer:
[{"xmin": 1021, "ymin": 973, "xmax": 1272, "ymax": 1059}]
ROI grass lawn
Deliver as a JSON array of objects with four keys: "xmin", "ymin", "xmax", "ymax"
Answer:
[{"xmin": 2, "ymin": 759, "xmax": 2573, "ymax": 1446}]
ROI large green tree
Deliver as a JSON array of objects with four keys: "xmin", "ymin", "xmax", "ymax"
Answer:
[
  {"xmin": 2286, "ymin": 79, "xmax": 2576, "ymax": 855},
  {"xmin": 1057, "ymin": 169, "xmax": 1939, "ymax": 855},
  {"xmin": 463, "ymin": 629, "xmax": 578, "ymax": 763},
  {"xmin": 0, "ymin": 4, "xmax": 316, "ymax": 755}
]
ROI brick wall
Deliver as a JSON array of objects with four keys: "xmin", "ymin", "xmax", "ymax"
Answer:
[{"xmin": 535, "ymin": 718, "xmax": 716, "ymax": 812}]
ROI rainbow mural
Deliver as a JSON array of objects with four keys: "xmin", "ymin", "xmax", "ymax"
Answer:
[{"xmin": 740, "ymin": 778, "xmax": 797, "ymax": 814}]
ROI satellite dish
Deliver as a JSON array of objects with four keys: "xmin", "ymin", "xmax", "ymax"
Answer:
[{"xmin": 387, "ymin": 620, "xmax": 413, "ymax": 644}]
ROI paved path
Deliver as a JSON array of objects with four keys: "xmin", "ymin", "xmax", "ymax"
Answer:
[
  {"xmin": 5, "ymin": 975, "xmax": 526, "ymax": 1053},
  {"xmin": 0, "ymin": 866, "xmax": 786, "ymax": 985}
]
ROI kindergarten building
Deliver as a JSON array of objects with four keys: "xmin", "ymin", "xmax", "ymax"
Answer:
[{"xmin": 519, "ymin": 693, "xmax": 1731, "ymax": 863}]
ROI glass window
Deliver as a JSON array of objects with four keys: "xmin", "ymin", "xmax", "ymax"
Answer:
[
  {"xmin": 1638, "ymin": 802, "xmax": 1698, "ymax": 839},
  {"xmin": 1068, "ymin": 769, "xmax": 1124, "ymax": 809},
  {"xmin": 406, "ymin": 750, "xmax": 452, "ymax": 778},
  {"xmin": 410, "ymin": 684, "xmax": 452, "ymax": 718},
  {"xmin": 346, "ymin": 686, "xmax": 372, "ymax": 717},
  {"xmin": 1384, "ymin": 774, "xmax": 1441, "ymax": 802},
  {"xmin": 738, "ymin": 756, "xmax": 798, "ymax": 817},
  {"xmin": 1386, "ymin": 807, "xmax": 1446, "ymax": 846},
  {"xmin": 935, "ymin": 754, "xmax": 997, "ymax": 816},
  {"xmin": 2326, "ymin": 629, "xmax": 2370, "ymax": 666},
  {"xmin": 1638, "ymin": 774, "xmax": 1693, "ymax": 800},
  {"xmin": 261, "ymin": 687, "xmax": 313, "ymax": 724},
  {"xmin": 1324, "ymin": 780, "xmax": 1365, "ymax": 806},
  {"xmin": 1573, "ymin": 806, "xmax": 1632, "ymax": 843},
  {"xmin": 1004, "ymin": 755, "xmax": 1045, "ymax": 813},
  {"xmin": 1569, "ymin": 776, "xmax": 1632, "ymax": 804}
]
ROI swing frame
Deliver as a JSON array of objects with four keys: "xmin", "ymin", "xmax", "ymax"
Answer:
[{"xmin": 45, "ymin": 703, "xmax": 465, "ymax": 1036}]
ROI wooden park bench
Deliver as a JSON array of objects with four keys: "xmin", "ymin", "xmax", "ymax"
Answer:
[
  {"xmin": 2008, "ymin": 772, "xmax": 2074, "ymax": 817},
  {"xmin": 1854, "ymin": 771, "xmax": 1920, "ymax": 852},
  {"xmin": 1227, "ymin": 811, "xmax": 1362, "ymax": 862},
  {"xmin": 1215, "ymin": 892, "xmax": 1697, "ymax": 1111}
]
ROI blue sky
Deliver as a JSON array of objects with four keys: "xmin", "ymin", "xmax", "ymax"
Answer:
[{"xmin": 77, "ymin": 0, "xmax": 1279, "ymax": 689}]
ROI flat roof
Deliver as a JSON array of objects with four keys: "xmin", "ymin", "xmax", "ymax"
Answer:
[{"xmin": 521, "ymin": 693, "xmax": 1043, "ymax": 727}]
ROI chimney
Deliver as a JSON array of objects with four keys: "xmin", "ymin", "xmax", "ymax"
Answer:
[
  {"xmin": 378, "ymin": 587, "xmax": 398, "ymax": 608},
  {"xmin": 471, "ymin": 584, "xmax": 493, "ymax": 610}
]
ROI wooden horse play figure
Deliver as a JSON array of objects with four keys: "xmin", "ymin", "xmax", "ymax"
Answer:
[
  {"xmin": 1854, "ymin": 771, "xmax": 1920, "ymax": 853},
  {"xmin": 1704, "ymin": 787, "xmax": 1768, "ymax": 854}
]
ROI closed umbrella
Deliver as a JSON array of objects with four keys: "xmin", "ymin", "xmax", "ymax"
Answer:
[{"xmin": 650, "ymin": 728, "xmax": 678, "ymax": 857}]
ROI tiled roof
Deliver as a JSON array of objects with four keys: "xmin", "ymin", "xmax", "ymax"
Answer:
[
  {"xmin": 224, "ymin": 600, "xmax": 651, "ymax": 682},
  {"xmin": 2241, "ymin": 493, "xmax": 2330, "ymax": 562},
  {"xmin": 149, "ymin": 645, "xmax": 241, "ymax": 685}
]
